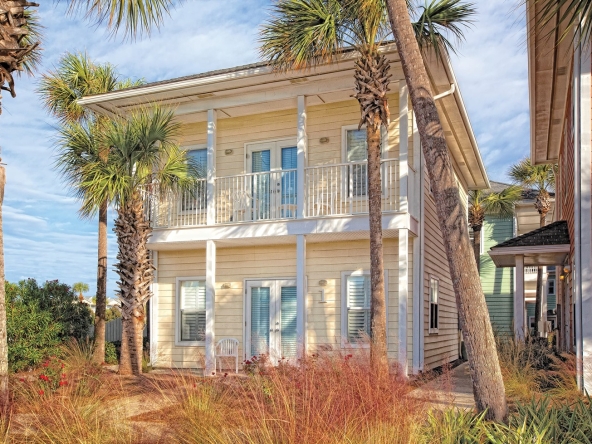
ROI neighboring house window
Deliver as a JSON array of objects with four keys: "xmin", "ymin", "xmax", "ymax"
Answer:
[
  {"xmin": 178, "ymin": 279, "xmax": 206, "ymax": 343},
  {"xmin": 429, "ymin": 277, "xmax": 439, "ymax": 334},
  {"xmin": 182, "ymin": 147, "xmax": 207, "ymax": 212},
  {"xmin": 343, "ymin": 126, "xmax": 385, "ymax": 197},
  {"xmin": 548, "ymin": 278, "xmax": 555, "ymax": 295},
  {"xmin": 341, "ymin": 270, "xmax": 388, "ymax": 345}
]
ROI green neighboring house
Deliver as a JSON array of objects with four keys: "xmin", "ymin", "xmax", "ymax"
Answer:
[{"xmin": 472, "ymin": 181, "xmax": 557, "ymax": 335}]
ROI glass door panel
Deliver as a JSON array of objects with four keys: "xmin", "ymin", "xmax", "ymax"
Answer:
[
  {"xmin": 280, "ymin": 286, "xmax": 297, "ymax": 359},
  {"xmin": 250, "ymin": 286, "xmax": 270, "ymax": 356}
]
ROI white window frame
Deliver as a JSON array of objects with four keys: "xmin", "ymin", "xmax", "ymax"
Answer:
[
  {"xmin": 175, "ymin": 276, "xmax": 207, "ymax": 346},
  {"xmin": 469, "ymin": 228, "xmax": 485, "ymax": 256},
  {"xmin": 548, "ymin": 278, "xmax": 556, "ymax": 295},
  {"xmin": 180, "ymin": 144, "xmax": 208, "ymax": 215},
  {"xmin": 428, "ymin": 276, "xmax": 439, "ymax": 334},
  {"xmin": 340, "ymin": 270, "xmax": 389, "ymax": 347}
]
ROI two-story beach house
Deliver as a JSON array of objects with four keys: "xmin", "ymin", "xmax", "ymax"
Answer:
[{"xmin": 79, "ymin": 44, "xmax": 488, "ymax": 376}]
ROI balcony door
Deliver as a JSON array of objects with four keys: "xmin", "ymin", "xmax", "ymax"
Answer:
[
  {"xmin": 246, "ymin": 140, "xmax": 297, "ymax": 220},
  {"xmin": 246, "ymin": 279, "xmax": 297, "ymax": 364}
]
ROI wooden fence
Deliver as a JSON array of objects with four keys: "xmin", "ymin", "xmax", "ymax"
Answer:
[{"xmin": 89, "ymin": 318, "xmax": 147, "ymax": 342}]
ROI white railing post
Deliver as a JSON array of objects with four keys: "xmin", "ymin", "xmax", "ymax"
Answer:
[
  {"xmin": 297, "ymin": 96, "xmax": 307, "ymax": 218},
  {"xmin": 515, "ymin": 255, "xmax": 525, "ymax": 341},
  {"xmin": 399, "ymin": 81, "xmax": 409, "ymax": 214},
  {"xmin": 398, "ymin": 228, "xmax": 409, "ymax": 377},
  {"xmin": 207, "ymin": 109, "xmax": 217, "ymax": 225}
]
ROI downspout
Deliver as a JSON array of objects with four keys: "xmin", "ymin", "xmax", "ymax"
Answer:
[
  {"xmin": 574, "ymin": 34, "xmax": 583, "ymax": 390},
  {"xmin": 434, "ymin": 84, "xmax": 456, "ymax": 101}
]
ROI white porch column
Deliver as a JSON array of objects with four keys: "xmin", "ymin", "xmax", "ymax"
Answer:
[
  {"xmin": 297, "ymin": 96, "xmax": 307, "ymax": 219},
  {"xmin": 207, "ymin": 109, "xmax": 217, "ymax": 225},
  {"xmin": 515, "ymin": 255, "xmax": 525, "ymax": 341},
  {"xmin": 150, "ymin": 251, "xmax": 159, "ymax": 367},
  {"xmin": 398, "ymin": 81, "xmax": 409, "ymax": 214},
  {"xmin": 296, "ymin": 235, "xmax": 307, "ymax": 357},
  {"xmin": 205, "ymin": 240, "xmax": 216, "ymax": 375},
  {"xmin": 541, "ymin": 267, "xmax": 548, "ymax": 337},
  {"xmin": 398, "ymin": 228, "xmax": 409, "ymax": 376}
]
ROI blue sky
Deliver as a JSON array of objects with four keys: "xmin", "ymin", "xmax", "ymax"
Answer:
[{"xmin": 0, "ymin": 0, "xmax": 528, "ymax": 297}]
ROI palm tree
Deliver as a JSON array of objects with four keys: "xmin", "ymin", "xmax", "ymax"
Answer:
[
  {"xmin": 384, "ymin": 0, "xmax": 508, "ymax": 421},
  {"xmin": 73, "ymin": 282, "xmax": 90, "ymax": 301},
  {"xmin": 60, "ymin": 106, "xmax": 195, "ymax": 375},
  {"xmin": 261, "ymin": 0, "xmax": 474, "ymax": 370},
  {"xmin": 0, "ymin": 0, "xmax": 176, "ymax": 403},
  {"xmin": 468, "ymin": 185, "xmax": 523, "ymax": 272},
  {"xmin": 534, "ymin": 0, "xmax": 591, "ymax": 46},
  {"xmin": 39, "ymin": 52, "xmax": 142, "ymax": 365},
  {"xmin": 509, "ymin": 158, "xmax": 557, "ymax": 337}
]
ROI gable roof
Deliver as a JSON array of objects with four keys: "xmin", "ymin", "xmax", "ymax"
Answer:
[{"xmin": 491, "ymin": 220, "xmax": 569, "ymax": 250}]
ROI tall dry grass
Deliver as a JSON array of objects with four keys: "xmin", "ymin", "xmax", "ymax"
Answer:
[{"xmin": 153, "ymin": 349, "xmax": 426, "ymax": 443}]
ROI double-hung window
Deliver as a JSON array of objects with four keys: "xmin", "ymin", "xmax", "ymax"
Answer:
[
  {"xmin": 429, "ymin": 277, "xmax": 439, "ymax": 334},
  {"xmin": 177, "ymin": 279, "xmax": 206, "ymax": 344},
  {"xmin": 182, "ymin": 147, "xmax": 207, "ymax": 212}
]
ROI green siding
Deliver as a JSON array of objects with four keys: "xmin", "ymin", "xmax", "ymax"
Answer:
[{"xmin": 480, "ymin": 217, "xmax": 514, "ymax": 334}]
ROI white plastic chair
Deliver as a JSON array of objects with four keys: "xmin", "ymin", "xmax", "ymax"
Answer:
[{"xmin": 215, "ymin": 338, "xmax": 239, "ymax": 373}]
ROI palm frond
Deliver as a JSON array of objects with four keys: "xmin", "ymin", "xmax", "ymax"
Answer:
[
  {"xmin": 483, "ymin": 185, "xmax": 523, "ymax": 218},
  {"xmin": 66, "ymin": 0, "xmax": 179, "ymax": 39},
  {"xmin": 533, "ymin": 0, "xmax": 592, "ymax": 48},
  {"xmin": 508, "ymin": 158, "xmax": 557, "ymax": 193},
  {"xmin": 20, "ymin": 9, "xmax": 43, "ymax": 75},
  {"xmin": 412, "ymin": 0, "xmax": 475, "ymax": 57}
]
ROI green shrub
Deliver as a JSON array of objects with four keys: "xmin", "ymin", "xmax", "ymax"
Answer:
[
  {"xmin": 6, "ymin": 300, "xmax": 62, "ymax": 372},
  {"xmin": 104, "ymin": 342, "xmax": 118, "ymax": 365}
]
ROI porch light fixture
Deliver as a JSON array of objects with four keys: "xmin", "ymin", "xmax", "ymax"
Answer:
[
  {"xmin": 319, "ymin": 137, "xmax": 330, "ymax": 144},
  {"xmin": 563, "ymin": 265, "xmax": 571, "ymax": 273},
  {"xmin": 560, "ymin": 274, "xmax": 566, "ymax": 281},
  {"xmin": 319, "ymin": 280, "xmax": 328, "ymax": 304}
]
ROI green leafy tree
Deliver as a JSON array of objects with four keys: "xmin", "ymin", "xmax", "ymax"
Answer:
[
  {"xmin": 261, "ymin": 0, "xmax": 474, "ymax": 370},
  {"xmin": 468, "ymin": 185, "xmax": 523, "ymax": 271},
  {"xmin": 39, "ymin": 52, "xmax": 143, "ymax": 365},
  {"xmin": 384, "ymin": 0, "xmax": 508, "ymax": 420},
  {"xmin": 509, "ymin": 158, "xmax": 557, "ymax": 337},
  {"xmin": 62, "ymin": 106, "xmax": 196, "ymax": 375}
]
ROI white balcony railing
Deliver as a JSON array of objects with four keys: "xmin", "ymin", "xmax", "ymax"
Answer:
[
  {"xmin": 143, "ymin": 180, "xmax": 207, "ymax": 228},
  {"xmin": 143, "ymin": 158, "xmax": 401, "ymax": 229},
  {"xmin": 216, "ymin": 169, "xmax": 297, "ymax": 224},
  {"xmin": 524, "ymin": 266, "xmax": 538, "ymax": 274},
  {"xmin": 305, "ymin": 159, "xmax": 399, "ymax": 217}
]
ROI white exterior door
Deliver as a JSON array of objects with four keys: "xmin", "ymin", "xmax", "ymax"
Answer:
[{"xmin": 246, "ymin": 279, "xmax": 297, "ymax": 364}]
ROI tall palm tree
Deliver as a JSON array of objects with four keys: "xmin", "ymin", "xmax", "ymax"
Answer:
[
  {"xmin": 39, "ymin": 52, "xmax": 142, "ymax": 365},
  {"xmin": 468, "ymin": 185, "xmax": 522, "ymax": 272},
  {"xmin": 60, "ymin": 106, "xmax": 195, "ymax": 375},
  {"xmin": 0, "ymin": 0, "xmax": 176, "ymax": 402},
  {"xmin": 260, "ymin": 0, "xmax": 474, "ymax": 370},
  {"xmin": 509, "ymin": 158, "xmax": 557, "ymax": 337},
  {"xmin": 384, "ymin": 0, "xmax": 508, "ymax": 421},
  {"xmin": 73, "ymin": 282, "xmax": 90, "ymax": 300}
]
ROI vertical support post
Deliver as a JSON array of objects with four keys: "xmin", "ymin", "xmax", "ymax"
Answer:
[
  {"xmin": 399, "ymin": 81, "xmax": 409, "ymax": 214},
  {"xmin": 205, "ymin": 240, "xmax": 216, "ymax": 375},
  {"xmin": 207, "ymin": 109, "xmax": 217, "ymax": 225},
  {"xmin": 150, "ymin": 251, "xmax": 159, "ymax": 367},
  {"xmin": 297, "ymin": 96, "xmax": 307, "ymax": 219},
  {"xmin": 541, "ymin": 267, "xmax": 548, "ymax": 337},
  {"xmin": 515, "ymin": 255, "xmax": 525, "ymax": 341},
  {"xmin": 296, "ymin": 235, "xmax": 307, "ymax": 358},
  {"xmin": 412, "ymin": 233, "xmax": 421, "ymax": 373},
  {"xmin": 398, "ymin": 228, "xmax": 409, "ymax": 376}
]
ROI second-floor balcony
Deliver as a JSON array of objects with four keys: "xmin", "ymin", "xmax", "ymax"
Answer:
[{"xmin": 144, "ymin": 158, "xmax": 401, "ymax": 229}]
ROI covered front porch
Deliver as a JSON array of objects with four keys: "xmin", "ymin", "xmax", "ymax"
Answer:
[{"xmin": 488, "ymin": 221, "xmax": 570, "ymax": 341}]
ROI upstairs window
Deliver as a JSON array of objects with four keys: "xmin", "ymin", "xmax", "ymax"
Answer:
[
  {"xmin": 343, "ymin": 126, "xmax": 386, "ymax": 198},
  {"xmin": 182, "ymin": 147, "xmax": 207, "ymax": 212}
]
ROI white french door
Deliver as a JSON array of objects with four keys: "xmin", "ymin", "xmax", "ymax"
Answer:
[
  {"xmin": 246, "ymin": 140, "xmax": 298, "ymax": 220},
  {"xmin": 246, "ymin": 279, "xmax": 297, "ymax": 364}
]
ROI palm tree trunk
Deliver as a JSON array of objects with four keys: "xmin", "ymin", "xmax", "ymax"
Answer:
[
  {"xmin": 367, "ymin": 121, "xmax": 388, "ymax": 371},
  {"xmin": 534, "ymin": 211, "xmax": 547, "ymax": 337},
  {"xmin": 119, "ymin": 316, "xmax": 133, "ymax": 375},
  {"xmin": 473, "ymin": 225, "xmax": 482, "ymax": 273},
  {"xmin": 0, "ymin": 166, "xmax": 8, "ymax": 407},
  {"xmin": 384, "ymin": 0, "xmax": 508, "ymax": 421},
  {"xmin": 114, "ymin": 192, "xmax": 153, "ymax": 376},
  {"xmin": 92, "ymin": 200, "xmax": 108, "ymax": 364}
]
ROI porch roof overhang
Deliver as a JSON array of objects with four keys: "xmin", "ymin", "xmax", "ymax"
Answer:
[
  {"xmin": 488, "ymin": 220, "xmax": 570, "ymax": 267},
  {"xmin": 527, "ymin": 0, "xmax": 573, "ymax": 165},
  {"xmin": 77, "ymin": 44, "xmax": 489, "ymax": 190}
]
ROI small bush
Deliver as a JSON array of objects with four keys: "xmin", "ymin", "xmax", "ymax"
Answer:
[{"xmin": 104, "ymin": 342, "xmax": 118, "ymax": 365}]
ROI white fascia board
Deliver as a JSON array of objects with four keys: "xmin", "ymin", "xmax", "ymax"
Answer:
[
  {"xmin": 147, "ymin": 213, "xmax": 410, "ymax": 247},
  {"xmin": 488, "ymin": 245, "xmax": 571, "ymax": 256}
]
